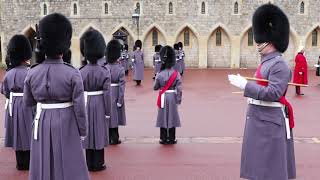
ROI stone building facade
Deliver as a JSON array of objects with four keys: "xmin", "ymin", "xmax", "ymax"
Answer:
[{"xmin": 0, "ymin": 0, "xmax": 319, "ymax": 68}]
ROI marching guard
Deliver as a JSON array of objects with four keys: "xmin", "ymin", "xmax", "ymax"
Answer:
[
  {"xmin": 1, "ymin": 35, "xmax": 34, "ymax": 170},
  {"xmin": 153, "ymin": 45, "xmax": 162, "ymax": 79},
  {"xmin": 178, "ymin": 42, "xmax": 185, "ymax": 75},
  {"xmin": 120, "ymin": 44, "xmax": 130, "ymax": 76},
  {"xmin": 154, "ymin": 46, "xmax": 182, "ymax": 145},
  {"xmin": 132, "ymin": 40, "xmax": 144, "ymax": 86},
  {"xmin": 228, "ymin": 4, "xmax": 296, "ymax": 180},
  {"xmin": 173, "ymin": 44, "xmax": 182, "ymax": 74},
  {"xmin": 24, "ymin": 13, "xmax": 90, "ymax": 180},
  {"xmin": 105, "ymin": 40, "xmax": 127, "ymax": 145},
  {"xmin": 79, "ymin": 29, "xmax": 111, "ymax": 171}
]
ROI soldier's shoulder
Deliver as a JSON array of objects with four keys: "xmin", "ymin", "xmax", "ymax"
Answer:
[
  {"xmin": 79, "ymin": 64, "xmax": 87, "ymax": 70},
  {"xmin": 30, "ymin": 63, "xmax": 40, "ymax": 69}
]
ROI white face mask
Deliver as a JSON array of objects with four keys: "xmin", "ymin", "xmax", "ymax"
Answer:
[{"xmin": 257, "ymin": 42, "xmax": 269, "ymax": 55}]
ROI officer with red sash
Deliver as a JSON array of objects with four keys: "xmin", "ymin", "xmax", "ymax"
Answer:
[
  {"xmin": 154, "ymin": 46, "xmax": 182, "ymax": 145},
  {"xmin": 228, "ymin": 4, "xmax": 296, "ymax": 180}
]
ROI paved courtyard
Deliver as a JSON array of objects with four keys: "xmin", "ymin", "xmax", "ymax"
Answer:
[{"xmin": 0, "ymin": 69, "xmax": 319, "ymax": 180}]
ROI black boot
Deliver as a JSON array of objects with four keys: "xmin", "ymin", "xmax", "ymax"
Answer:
[
  {"xmin": 88, "ymin": 149, "xmax": 106, "ymax": 172},
  {"xmin": 109, "ymin": 128, "xmax": 121, "ymax": 145},
  {"xmin": 159, "ymin": 128, "xmax": 168, "ymax": 145},
  {"xmin": 15, "ymin": 151, "xmax": 26, "ymax": 170},
  {"xmin": 86, "ymin": 149, "xmax": 94, "ymax": 171},
  {"xmin": 136, "ymin": 80, "xmax": 141, "ymax": 86},
  {"xmin": 22, "ymin": 150, "xmax": 30, "ymax": 170},
  {"xmin": 168, "ymin": 128, "xmax": 177, "ymax": 144}
]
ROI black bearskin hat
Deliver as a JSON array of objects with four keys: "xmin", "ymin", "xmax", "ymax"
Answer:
[
  {"xmin": 155, "ymin": 45, "xmax": 162, "ymax": 52},
  {"xmin": 123, "ymin": 44, "xmax": 129, "ymax": 51},
  {"xmin": 39, "ymin": 13, "xmax": 72, "ymax": 57},
  {"xmin": 135, "ymin": 40, "xmax": 142, "ymax": 48},
  {"xmin": 7, "ymin": 35, "xmax": 32, "ymax": 68},
  {"xmin": 63, "ymin": 49, "xmax": 72, "ymax": 64},
  {"xmin": 160, "ymin": 46, "xmax": 175, "ymax": 70},
  {"xmin": 173, "ymin": 43, "xmax": 179, "ymax": 50},
  {"xmin": 252, "ymin": 4, "xmax": 290, "ymax": 53},
  {"xmin": 177, "ymin": 42, "xmax": 183, "ymax": 49},
  {"xmin": 80, "ymin": 29, "xmax": 106, "ymax": 63},
  {"xmin": 106, "ymin": 39, "xmax": 122, "ymax": 63}
]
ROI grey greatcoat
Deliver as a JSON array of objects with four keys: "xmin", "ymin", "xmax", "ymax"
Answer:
[
  {"xmin": 132, "ymin": 49, "xmax": 144, "ymax": 80},
  {"xmin": 153, "ymin": 52, "xmax": 162, "ymax": 74},
  {"xmin": 24, "ymin": 59, "xmax": 90, "ymax": 180},
  {"xmin": 120, "ymin": 51, "xmax": 130, "ymax": 71},
  {"xmin": 154, "ymin": 68, "xmax": 182, "ymax": 128},
  {"xmin": 80, "ymin": 60, "xmax": 111, "ymax": 150},
  {"xmin": 105, "ymin": 63, "xmax": 126, "ymax": 128},
  {"xmin": 1, "ymin": 65, "xmax": 34, "ymax": 150},
  {"xmin": 241, "ymin": 51, "xmax": 296, "ymax": 180},
  {"xmin": 179, "ymin": 50, "xmax": 185, "ymax": 72}
]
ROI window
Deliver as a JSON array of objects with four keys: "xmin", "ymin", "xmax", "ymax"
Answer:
[
  {"xmin": 104, "ymin": 3, "xmax": 109, "ymax": 14},
  {"xmin": 201, "ymin": 2, "xmax": 206, "ymax": 14},
  {"xmin": 234, "ymin": 2, "xmax": 239, "ymax": 14},
  {"xmin": 73, "ymin": 3, "xmax": 78, "ymax": 15},
  {"xmin": 169, "ymin": 2, "xmax": 173, "ymax": 14},
  {"xmin": 300, "ymin": 1, "xmax": 304, "ymax": 14},
  {"xmin": 136, "ymin": 2, "xmax": 140, "ymax": 14},
  {"xmin": 184, "ymin": 30, "xmax": 190, "ymax": 46},
  {"xmin": 312, "ymin": 30, "xmax": 318, "ymax": 47},
  {"xmin": 248, "ymin": 28, "xmax": 253, "ymax": 46},
  {"xmin": 43, "ymin": 4, "xmax": 48, "ymax": 15},
  {"xmin": 216, "ymin": 29, "xmax": 222, "ymax": 46},
  {"xmin": 152, "ymin": 29, "xmax": 158, "ymax": 46}
]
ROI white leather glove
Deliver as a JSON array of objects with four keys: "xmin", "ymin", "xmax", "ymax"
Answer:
[
  {"xmin": 80, "ymin": 136, "xmax": 86, "ymax": 141},
  {"xmin": 117, "ymin": 103, "xmax": 122, "ymax": 108},
  {"xmin": 228, "ymin": 74, "xmax": 248, "ymax": 90},
  {"xmin": 299, "ymin": 72, "xmax": 303, "ymax": 75},
  {"xmin": 105, "ymin": 115, "xmax": 110, "ymax": 119},
  {"xmin": 131, "ymin": 59, "xmax": 135, "ymax": 63}
]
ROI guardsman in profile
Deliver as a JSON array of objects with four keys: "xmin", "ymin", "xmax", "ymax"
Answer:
[{"xmin": 132, "ymin": 40, "xmax": 144, "ymax": 86}]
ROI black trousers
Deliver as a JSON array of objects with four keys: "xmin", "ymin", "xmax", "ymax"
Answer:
[
  {"xmin": 135, "ymin": 80, "xmax": 141, "ymax": 85},
  {"xmin": 295, "ymin": 86, "xmax": 301, "ymax": 95},
  {"xmin": 160, "ymin": 128, "xmax": 176, "ymax": 141},
  {"xmin": 85, "ymin": 149, "xmax": 105, "ymax": 170},
  {"xmin": 15, "ymin": 150, "xmax": 30, "ymax": 170},
  {"xmin": 109, "ymin": 128, "xmax": 120, "ymax": 142}
]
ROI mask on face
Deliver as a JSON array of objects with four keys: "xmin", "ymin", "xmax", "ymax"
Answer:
[{"xmin": 257, "ymin": 42, "xmax": 269, "ymax": 55}]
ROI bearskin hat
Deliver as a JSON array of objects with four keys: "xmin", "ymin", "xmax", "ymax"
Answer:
[
  {"xmin": 63, "ymin": 49, "xmax": 72, "ymax": 64},
  {"xmin": 160, "ymin": 46, "xmax": 176, "ymax": 70},
  {"xmin": 252, "ymin": 4, "xmax": 290, "ymax": 53},
  {"xmin": 135, "ymin": 40, "xmax": 142, "ymax": 48},
  {"xmin": 7, "ymin": 35, "xmax": 32, "ymax": 68},
  {"xmin": 106, "ymin": 39, "xmax": 122, "ymax": 63},
  {"xmin": 39, "ymin": 13, "xmax": 72, "ymax": 57},
  {"xmin": 155, "ymin": 45, "xmax": 162, "ymax": 52},
  {"xmin": 173, "ymin": 43, "xmax": 179, "ymax": 51},
  {"xmin": 177, "ymin": 42, "xmax": 183, "ymax": 49},
  {"xmin": 80, "ymin": 29, "xmax": 106, "ymax": 63}
]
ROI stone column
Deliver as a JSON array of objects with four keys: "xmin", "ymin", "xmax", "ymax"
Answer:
[
  {"xmin": 71, "ymin": 38, "xmax": 81, "ymax": 68},
  {"xmin": 230, "ymin": 35, "xmax": 241, "ymax": 68},
  {"xmin": 198, "ymin": 36, "xmax": 208, "ymax": 68}
]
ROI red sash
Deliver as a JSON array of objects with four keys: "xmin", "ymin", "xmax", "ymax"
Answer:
[
  {"xmin": 157, "ymin": 71, "xmax": 178, "ymax": 108},
  {"xmin": 256, "ymin": 64, "xmax": 295, "ymax": 128}
]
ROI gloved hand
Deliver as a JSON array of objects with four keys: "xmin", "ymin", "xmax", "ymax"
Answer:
[
  {"xmin": 105, "ymin": 115, "xmax": 110, "ymax": 119},
  {"xmin": 80, "ymin": 136, "xmax": 86, "ymax": 141},
  {"xmin": 117, "ymin": 103, "xmax": 122, "ymax": 108},
  {"xmin": 131, "ymin": 59, "xmax": 135, "ymax": 63},
  {"xmin": 299, "ymin": 72, "xmax": 303, "ymax": 75},
  {"xmin": 228, "ymin": 74, "xmax": 248, "ymax": 90}
]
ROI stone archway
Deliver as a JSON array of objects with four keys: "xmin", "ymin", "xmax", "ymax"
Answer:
[
  {"xmin": 240, "ymin": 27, "xmax": 260, "ymax": 68},
  {"xmin": 305, "ymin": 26, "xmax": 320, "ymax": 67}
]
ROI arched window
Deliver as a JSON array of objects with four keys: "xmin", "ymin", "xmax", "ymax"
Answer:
[
  {"xmin": 73, "ymin": 3, "xmax": 78, "ymax": 15},
  {"xmin": 184, "ymin": 30, "xmax": 190, "ymax": 46},
  {"xmin": 43, "ymin": 4, "xmax": 48, "ymax": 15},
  {"xmin": 104, "ymin": 3, "xmax": 109, "ymax": 14},
  {"xmin": 169, "ymin": 2, "xmax": 173, "ymax": 14},
  {"xmin": 216, "ymin": 29, "xmax": 222, "ymax": 46},
  {"xmin": 201, "ymin": 2, "xmax": 206, "ymax": 14},
  {"xmin": 248, "ymin": 28, "xmax": 253, "ymax": 46},
  {"xmin": 152, "ymin": 29, "xmax": 158, "ymax": 46},
  {"xmin": 300, "ymin": 1, "xmax": 305, "ymax": 14},
  {"xmin": 234, "ymin": 2, "xmax": 239, "ymax": 14},
  {"xmin": 136, "ymin": 2, "xmax": 140, "ymax": 14},
  {"xmin": 312, "ymin": 30, "xmax": 318, "ymax": 47}
]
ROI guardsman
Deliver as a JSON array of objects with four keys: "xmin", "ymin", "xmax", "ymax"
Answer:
[
  {"xmin": 153, "ymin": 45, "xmax": 162, "ymax": 79},
  {"xmin": 178, "ymin": 42, "xmax": 185, "ymax": 75},
  {"xmin": 154, "ymin": 46, "xmax": 182, "ymax": 145},
  {"xmin": 105, "ymin": 40, "xmax": 127, "ymax": 145},
  {"xmin": 173, "ymin": 43, "xmax": 182, "ymax": 74},
  {"xmin": 80, "ymin": 29, "xmax": 111, "ymax": 171},
  {"xmin": 1, "ymin": 35, "xmax": 34, "ymax": 170},
  {"xmin": 24, "ymin": 13, "xmax": 90, "ymax": 180},
  {"xmin": 132, "ymin": 40, "xmax": 144, "ymax": 86},
  {"xmin": 120, "ymin": 44, "xmax": 130, "ymax": 76},
  {"xmin": 293, "ymin": 46, "xmax": 308, "ymax": 95},
  {"xmin": 228, "ymin": 4, "xmax": 296, "ymax": 180}
]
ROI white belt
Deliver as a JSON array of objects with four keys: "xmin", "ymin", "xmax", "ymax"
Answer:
[
  {"xmin": 155, "ymin": 60, "xmax": 161, "ymax": 62},
  {"xmin": 111, "ymin": 83, "xmax": 119, "ymax": 87},
  {"xmin": 34, "ymin": 102, "xmax": 73, "ymax": 140},
  {"xmin": 84, "ymin": 91, "xmax": 104, "ymax": 106},
  {"xmin": 8, "ymin": 92, "xmax": 24, "ymax": 117},
  {"xmin": 161, "ymin": 90, "xmax": 176, "ymax": 108},
  {"xmin": 247, "ymin": 98, "xmax": 291, "ymax": 139}
]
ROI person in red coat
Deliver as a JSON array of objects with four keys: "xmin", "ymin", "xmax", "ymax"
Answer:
[{"xmin": 293, "ymin": 46, "xmax": 308, "ymax": 95}]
